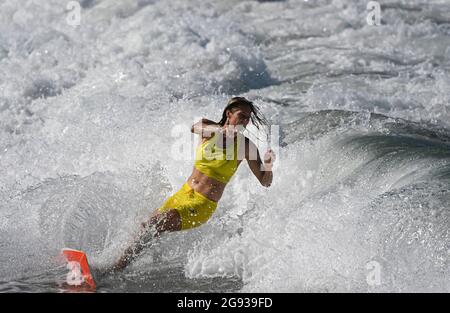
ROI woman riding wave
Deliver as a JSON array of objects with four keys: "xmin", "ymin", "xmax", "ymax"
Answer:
[{"xmin": 111, "ymin": 96, "xmax": 276, "ymax": 271}]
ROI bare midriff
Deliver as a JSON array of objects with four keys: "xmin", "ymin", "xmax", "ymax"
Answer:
[{"xmin": 187, "ymin": 161, "xmax": 242, "ymax": 203}]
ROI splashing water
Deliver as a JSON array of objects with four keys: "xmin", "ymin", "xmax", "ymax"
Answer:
[{"xmin": 0, "ymin": 0, "xmax": 449, "ymax": 292}]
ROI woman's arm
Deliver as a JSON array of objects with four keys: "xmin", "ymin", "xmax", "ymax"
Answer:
[
  {"xmin": 191, "ymin": 118, "xmax": 221, "ymax": 138},
  {"xmin": 245, "ymin": 138, "xmax": 275, "ymax": 187}
]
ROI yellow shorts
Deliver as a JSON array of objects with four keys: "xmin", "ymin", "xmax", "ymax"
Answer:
[{"xmin": 157, "ymin": 183, "xmax": 218, "ymax": 230}]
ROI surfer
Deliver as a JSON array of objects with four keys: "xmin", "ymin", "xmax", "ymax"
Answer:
[{"xmin": 111, "ymin": 97, "xmax": 276, "ymax": 271}]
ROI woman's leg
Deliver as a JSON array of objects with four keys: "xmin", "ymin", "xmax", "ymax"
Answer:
[{"xmin": 111, "ymin": 209, "xmax": 182, "ymax": 272}]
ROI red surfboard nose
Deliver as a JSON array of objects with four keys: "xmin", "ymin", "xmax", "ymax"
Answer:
[{"xmin": 61, "ymin": 248, "xmax": 96, "ymax": 290}]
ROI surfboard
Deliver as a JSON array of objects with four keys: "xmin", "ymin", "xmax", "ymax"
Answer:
[{"xmin": 61, "ymin": 248, "xmax": 96, "ymax": 290}]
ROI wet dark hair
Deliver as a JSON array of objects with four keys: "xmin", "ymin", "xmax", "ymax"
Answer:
[{"xmin": 218, "ymin": 97, "xmax": 269, "ymax": 130}]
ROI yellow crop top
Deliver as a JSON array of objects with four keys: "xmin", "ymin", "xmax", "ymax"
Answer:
[{"xmin": 194, "ymin": 132, "xmax": 241, "ymax": 183}]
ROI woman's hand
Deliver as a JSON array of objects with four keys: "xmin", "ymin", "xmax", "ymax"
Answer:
[{"xmin": 263, "ymin": 149, "xmax": 276, "ymax": 170}]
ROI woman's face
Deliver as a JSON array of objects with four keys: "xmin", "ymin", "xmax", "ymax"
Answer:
[{"xmin": 227, "ymin": 106, "xmax": 252, "ymax": 128}]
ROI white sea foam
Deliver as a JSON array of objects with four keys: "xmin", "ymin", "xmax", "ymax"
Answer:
[{"xmin": 0, "ymin": 0, "xmax": 449, "ymax": 292}]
